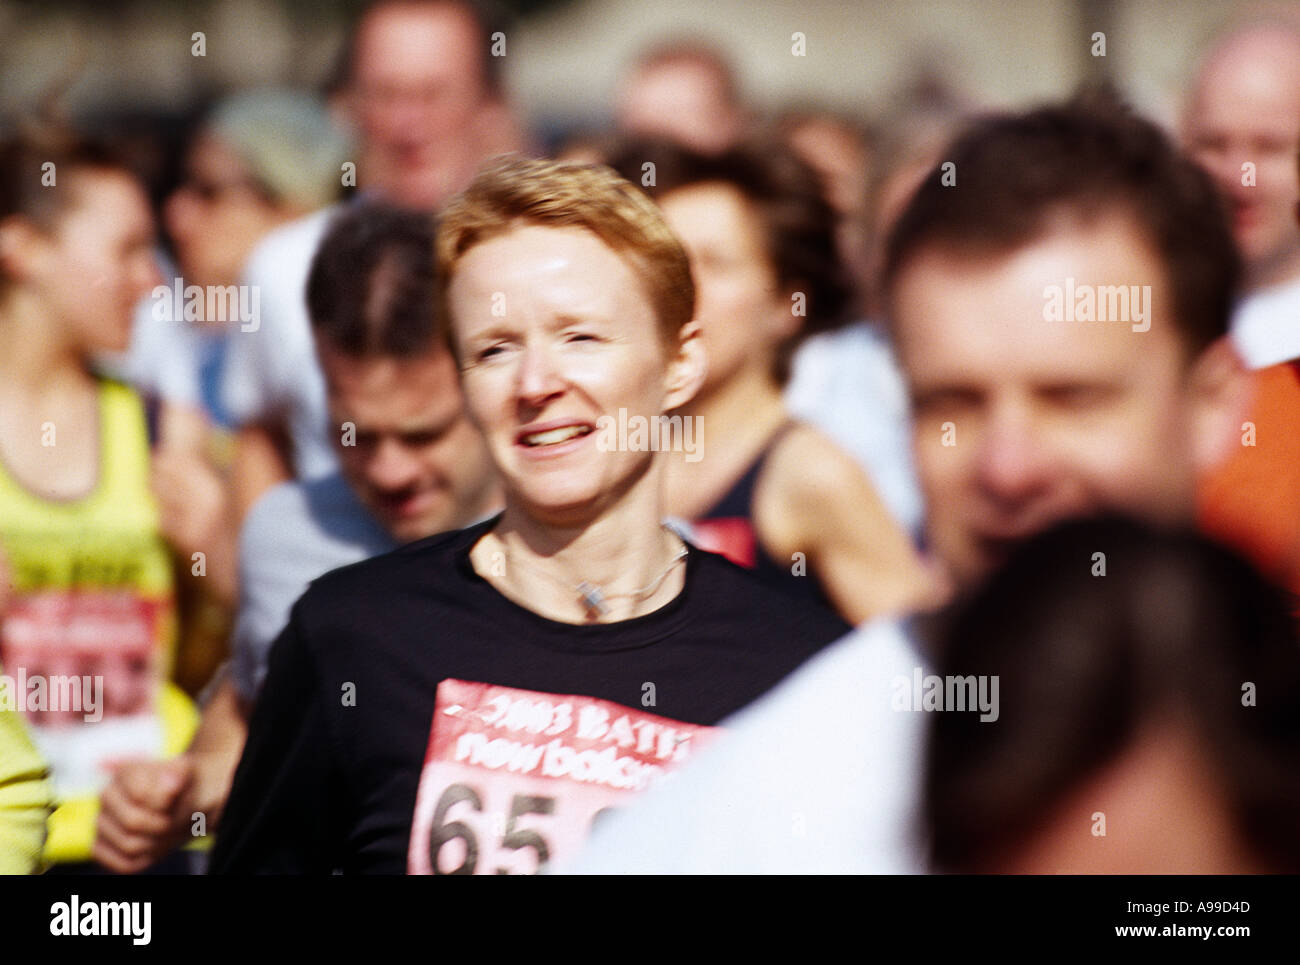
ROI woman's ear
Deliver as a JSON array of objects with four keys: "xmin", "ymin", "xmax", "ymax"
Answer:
[
  {"xmin": 0, "ymin": 216, "xmax": 45, "ymax": 286},
  {"xmin": 663, "ymin": 320, "xmax": 708, "ymax": 410}
]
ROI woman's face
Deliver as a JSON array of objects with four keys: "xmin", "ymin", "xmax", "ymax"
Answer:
[
  {"xmin": 33, "ymin": 169, "xmax": 160, "ymax": 355},
  {"xmin": 448, "ymin": 224, "xmax": 696, "ymax": 524},
  {"xmin": 658, "ymin": 182, "xmax": 793, "ymax": 393}
]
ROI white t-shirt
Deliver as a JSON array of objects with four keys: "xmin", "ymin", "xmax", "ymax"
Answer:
[
  {"xmin": 124, "ymin": 296, "xmax": 203, "ymax": 408},
  {"xmin": 785, "ymin": 321, "xmax": 924, "ymax": 538},
  {"xmin": 98, "ymin": 251, "xmax": 203, "ymax": 409},
  {"xmin": 221, "ymin": 207, "xmax": 339, "ymax": 481},
  {"xmin": 1231, "ymin": 275, "xmax": 1300, "ymax": 370},
  {"xmin": 563, "ymin": 618, "xmax": 932, "ymax": 874}
]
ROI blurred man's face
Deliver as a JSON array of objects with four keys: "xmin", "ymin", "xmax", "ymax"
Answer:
[
  {"xmin": 786, "ymin": 118, "xmax": 870, "ymax": 219},
  {"xmin": 318, "ymin": 343, "xmax": 499, "ymax": 543},
  {"xmin": 616, "ymin": 60, "xmax": 741, "ymax": 155},
  {"xmin": 894, "ymin": 216, "xmax": 1212, "ymax": 590},
  {"xmin": 348, "ymin": 1, "xmax": 493, "ymax": 209},
  {"xmin": 786, "ymin": 117, "xmax": 873, "ymax": 307},
  {"xmin": 1185, "ymin": 29, "xmax": 1300, "ymax": 286}
]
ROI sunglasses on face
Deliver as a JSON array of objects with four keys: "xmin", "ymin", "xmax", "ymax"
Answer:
[{"xmin": 180, "ymin": 174, "xmax": 273, "ymax": 204}]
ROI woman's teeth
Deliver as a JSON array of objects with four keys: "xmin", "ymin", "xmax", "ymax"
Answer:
[{"xmin": 522, "ymin": 425, "xmax": 592, "ymax": 447}]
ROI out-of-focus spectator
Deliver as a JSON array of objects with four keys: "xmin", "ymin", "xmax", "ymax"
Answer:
[
  {"xmin": 222, "ymin": 0, "xmax": 522, "ymax": 524},
  {"xmin": 1185, "ymin": 20, "xmax": 1300, "ymax": 301},
  {"xmin": 93, "ymin": 203, "xmax": 501, "ymax": 874},
  {"xmin": 615, "ymin": 39, "xmax": 747, "ymax": 155},
  {"xmin": 1185, "ymin": 19, "xmax": 1300, "ymax": 599},
  {"xmin": 926, "ymin": 515, "xmax": 1300, "ymax": 873},
  {"xmin": 0, "ymin": 664, "xmax": 53, "ymax": 875},
  {"xmin": 608, "ymin": 137, "xmax": 935, "ymax": 624},
  {"xmin": 567, "ymin": 95, "xmax": 1250, "ymax": 873},
  {"xmin": 776, "ymin": 107, "xmax": 875, "ymax": 312},
  {"xmin": 151, "ymin": 90, "xmax": 351, "ymax": 434},
  {"xmin": 782, "ymin": 100, "xmax": 972, "ymax": 538},
  {"xmin": 0, "ymin": 550, "xmax": 55, "ymax": 875},
  {"xmin": 130, "ymin": 91, "xmax": 352, "ymax": 694},
  {"xmin": 0, "ymin": 132, "xmax": 198, "ymax": 868}
]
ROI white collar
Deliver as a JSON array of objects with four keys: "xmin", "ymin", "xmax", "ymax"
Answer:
[{"xmin": 1230, "ymin": 276, "xmax": 1300, "ymax": 368}]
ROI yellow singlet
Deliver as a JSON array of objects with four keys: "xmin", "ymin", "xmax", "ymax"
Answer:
[{"xmin": 0, "ymin": 379, "xmax": 197, "ymax": 865}]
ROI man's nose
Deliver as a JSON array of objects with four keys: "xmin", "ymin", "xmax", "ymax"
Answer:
[
  {"xmin": 1205, "ymin": 149, "xmax": 1251, "ymax": 199},
  {"xmin": 365, "ymin": 438, "xmax": 419, "ymax": 490},
  {"xmin": 973, "ymin": 404, "xmax": 1053, "ymax": 508}
]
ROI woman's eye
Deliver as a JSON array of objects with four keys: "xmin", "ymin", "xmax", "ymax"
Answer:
[{"xmin": 565, "ymin": 332, "xmax": 598, "ymax": 343}]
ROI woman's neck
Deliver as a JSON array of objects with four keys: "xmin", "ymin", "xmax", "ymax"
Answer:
[
  {"xmin": 662, "ymin": 365, "xmax": 789, "ymax": 518},
  {"xmin": 0, "ymin": 291, "xmax": 89, "ymax": 396},
  {"xmin": 680, "ymin": 364, "xmax": 785, "ymax": 440},
  {"xmin": 470, "ymin": 465, "xmax": 687, "ymax": 624}
]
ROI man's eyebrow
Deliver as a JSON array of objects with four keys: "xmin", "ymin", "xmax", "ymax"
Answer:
[
  {"xmin": 404, "ymin": 412, "xmax": 460, "ymax": 436},
  {"xmin": 911, "ymin": 383, "xmax": 982, "ymax": 400},
  {"xmin": 349, "ymin": 411, "xmax": 461, "ymax": 437}
]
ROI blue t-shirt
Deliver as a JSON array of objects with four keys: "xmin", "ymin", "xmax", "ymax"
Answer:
[{"xmin": 231, "ymin": 473, "xmax": 395, "ymax": 702}]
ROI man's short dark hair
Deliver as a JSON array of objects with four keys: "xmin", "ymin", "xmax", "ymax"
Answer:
[
  {"xmin": 883, "ymin": 91, "xmax": 1241, "ymax": 356},
  {"xmin": 327, "ymin": 0, "xmax": 513, "ymax": 100},
  {"xmin": 306, "ymin": 202, "xmax": 441, "ymax": 357},
  {"xmin": 605, "ymin": 135, "xmax": 854, "ymax": 385}
]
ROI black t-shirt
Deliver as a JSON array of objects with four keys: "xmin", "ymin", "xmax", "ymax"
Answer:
[{"xmin": 209, "ymin": 516, "xmax": 850, "ymax": 874}]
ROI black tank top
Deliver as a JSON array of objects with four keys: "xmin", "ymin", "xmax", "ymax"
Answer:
[{"xmin": 691, "ymin": 422, "xmax": 836, "ymax": 612}]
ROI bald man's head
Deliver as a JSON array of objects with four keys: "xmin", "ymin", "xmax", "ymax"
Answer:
[
  {"xmin": 337, "ymin": 0, "xmax": 515, "ymax": 209},
  {"xmin": 1184, "ymin": 22, "xmax": 1300, "ymax": 289}
]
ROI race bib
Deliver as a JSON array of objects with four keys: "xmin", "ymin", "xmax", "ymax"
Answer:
[
  {"xmin": 1, "ymin": 589, "xmax": 165, "ymax": 797},
  {"xmin": 408, "ymin": 679, "xmax": 720, "ymax": 875}
]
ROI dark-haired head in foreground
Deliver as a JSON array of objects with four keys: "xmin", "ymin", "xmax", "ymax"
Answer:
[{"xmin": 925, "ymin": 515, "xmax": 1300, "ymax": 872}]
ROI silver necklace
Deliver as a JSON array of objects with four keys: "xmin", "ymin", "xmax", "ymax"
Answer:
[{"xmin": 496, "ymin": 526, "xmax": 689, "ymax": 619}]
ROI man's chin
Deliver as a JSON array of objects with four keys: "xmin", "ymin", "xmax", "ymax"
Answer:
[
  {"xmin": 383, "ymin": 517, "xmax": 437, "ymax": 545},
  {"xmin": 946, "ymin": 546, "xmax": 1007, "ymax": 594}
]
